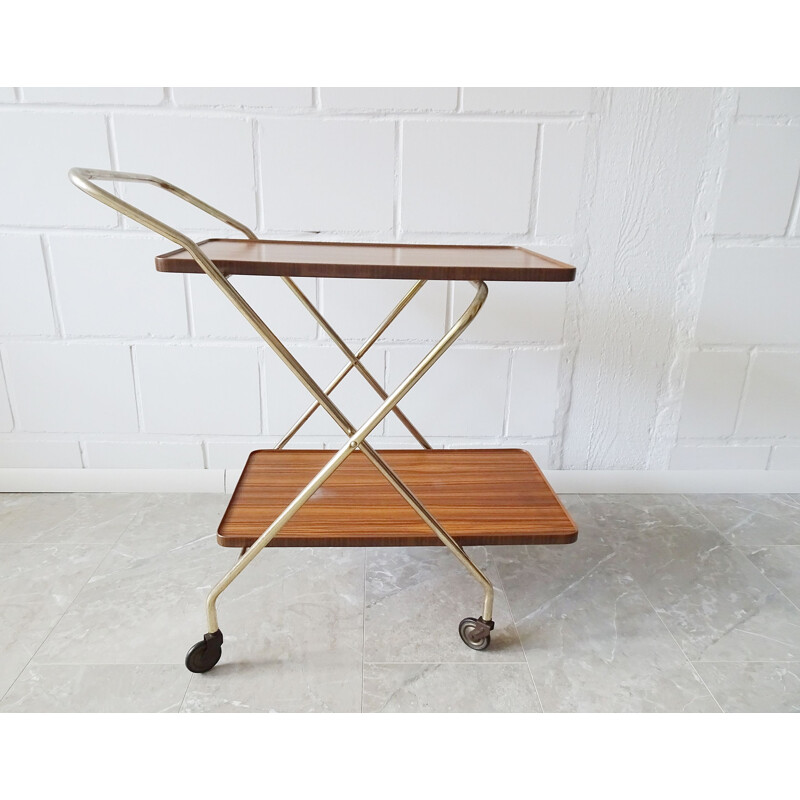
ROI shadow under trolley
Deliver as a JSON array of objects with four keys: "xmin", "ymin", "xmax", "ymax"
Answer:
[{"xmin": 70, "ymin": 167, "xmax": 579, "ymax": 673}]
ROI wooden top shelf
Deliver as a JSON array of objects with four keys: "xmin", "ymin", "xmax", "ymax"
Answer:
[
  {"xmin": 156, "ymin": 239, "xmax": 576, "ymax": 282},
  {"xmin": 218, "ymin": 449, "xmax": 578, "ymax": 548}
]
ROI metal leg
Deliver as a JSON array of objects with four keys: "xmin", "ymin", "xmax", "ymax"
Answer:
[
  {"xmin": 277, "ymin": 277, "xmax": 431, "ymax": 450},
  {"xmin": 67, "ymin": 169, "xmax": 496, "ymax": 669},
  {"xmin": 201, "ymin": 281, "xmax": 492, "ymax": 648}
]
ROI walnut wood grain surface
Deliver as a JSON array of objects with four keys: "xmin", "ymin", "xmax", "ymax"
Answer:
[
  {"xmin": 156, "ymin": 239, "xmax": 576, "ymax": 282},
  {"xmin": 218, "ymin": 449, "xmax": 578, "ymax": 548}
]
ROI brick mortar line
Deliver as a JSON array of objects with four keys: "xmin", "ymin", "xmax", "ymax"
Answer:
[{"xmin": 0, "ymin": 105, "xmax": 596, "ymax": 122}]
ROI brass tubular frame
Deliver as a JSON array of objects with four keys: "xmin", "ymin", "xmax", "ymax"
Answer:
[
  {"xmin": 276, "ymin": 279, "xmax": 431, "ymax": 450},
  {"xmin": 68, "ymin": 167, "xmax": 494, "ymax": 635}
]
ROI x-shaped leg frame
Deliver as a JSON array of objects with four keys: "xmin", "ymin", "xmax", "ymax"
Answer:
[{"xmin": 68, "ymin": 168, "xmax": 496, "ymax": 667}]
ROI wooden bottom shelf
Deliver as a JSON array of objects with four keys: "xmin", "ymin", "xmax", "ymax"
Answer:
[{"xmin": 218, "ymin": 449, "xmax": 578, "ymax": 548}]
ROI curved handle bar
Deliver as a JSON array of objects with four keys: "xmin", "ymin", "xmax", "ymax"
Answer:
[{"xmin": 68, "ymin": 167, "xmax": 258, "ymax": 246}]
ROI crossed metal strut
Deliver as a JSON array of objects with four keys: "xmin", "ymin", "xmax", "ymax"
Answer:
[{"xmin": 68, "ymin": 168, "xmax": 494, "ymax": 636}]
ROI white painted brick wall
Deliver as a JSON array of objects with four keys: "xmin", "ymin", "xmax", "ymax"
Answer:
[
  {"xmin": 114, "ymin": 115, "xmax": 256, "ymax": 231},
  {"xmin": 134, "ymin": 344, "xmax": 261, "ymax": 435},
  {"xmin": 0, "ymin": 235, "xmax": 56, "ymax": 335},
  {"xmin": 2, "ymin": 342, "xmax": 139, "ymax": 432},
  {"xmin": 320, "ymin": 88, "xmax": 457, "ymax": 111},
  {"xmin": 1, "ymin": 87, "xmax": 799, "ymax": 473},
  {"xmin": 190, "ymin": 275, "xmax": 318, "ymax": 340},
  {"xmin": 695, "ymin": 246, "xmax": 800, "ymax": 345},
  {"xmin": 48, "ymin": 235, "xmax": 188, "ymax": 337},
  {"xmin": 260, "ymin": 119, "xmax": 395, "ymax": 232},
  {"xmin": 401, "ymin": 120, "xmax": 537, "ymax": 233},
  {"xmin": 737, "ymin": 352, "xmax": 800, "ymax": 438},
  {"xmin": 385, "ymin": 347, "xmax": 509, "ymax": 437},
  {"xmin": 536, "ymin": 123, "xmax": 588, "ymax": 236},
  {"xmin": 678, "ymin": 351, "xmax": 748, "ymax": 438},
  {"xmin": 714, "ymin": 124, "xmax": 800, "ymax": 235},
  {"xmin": 173, "ymin": 88, "xmax": 312, "ymax": 108},
  {"xmin": 0, "ymin": 440, "xmax": 82, "ymax": 468},
  {"xmin": 0, "ymin": 112, "xmax": 114, "ymax": 227}
]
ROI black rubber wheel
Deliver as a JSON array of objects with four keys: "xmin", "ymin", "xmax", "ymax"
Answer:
[
  {"xmin": 185, "ymin": 630, "xmax": 223, "ymax": 673},
  {"xmin": 459, "ymin": 617, "xmax": 491, "ymax": 651}
]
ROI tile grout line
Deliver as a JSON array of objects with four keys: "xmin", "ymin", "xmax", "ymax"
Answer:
[
  {"xmin": 486, "ymin": 545, "xmax": 546, "ymax": 712},
  {"xmin": 634, "ymin": 577, "xmax": 725, "ymax": 712},
  {"xmin": 732, "ymin": 543, "xmax": 800, "ymax": 615},
  {"xmin": 0, "ymin": 509, "xmax": 141, "ymax": 704},
  {"xmin": 361, "ymin": 547, "xmax": 367, "ymax": 713}
]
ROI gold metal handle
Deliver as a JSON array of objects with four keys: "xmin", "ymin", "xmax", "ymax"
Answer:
[{"xmin": 68, "ymin": 167, "xmax": 258, "ymax": 246}]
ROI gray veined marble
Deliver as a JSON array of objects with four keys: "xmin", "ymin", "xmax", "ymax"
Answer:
[
  {"xmin": 742, "ymin": 546, "xmax": 800, "ymax": 611},
  {"xmin": 684, "ymin": 494, "xmax": 800, "ymax": 546},
  {"xmin": 181, "ymin": 547, "xmax": 364, "ymax": 712},
  {"xmin": 2, "ymin": 491, "xmax": 800, "ymax": 712},
  {"xmin": 363, "ymin": 663, "xmax": 542, "ymax": 712},
  {"xmin": 692, "ymin": 662, "xmax": 800, "ymax": 713},
  {"xmin": 0, "ymin": 492, "xmax": 151, "ymax": 545},
  {"xmin": 492, "ymin": 539, "xmax": 718, "ymax": 712},
  {"xmin": 364, "ymin": 546, "xmax": 525, "ymax": 663},
  {"xmin": 0, "ymin": 664, "xmax": 192, "ymax": 712},
  {"xmin": 0, "ymin": 542, "xmax": 110, "ymax": 697}
]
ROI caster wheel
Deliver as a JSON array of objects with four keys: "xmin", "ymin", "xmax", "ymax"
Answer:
[
  {"xmin": 459, "ymin": 617, "xmax": 492, "ymax": 651},
  {"xmin": 185, "ymin": 630, "xmax": 223, "ymax": 673}
]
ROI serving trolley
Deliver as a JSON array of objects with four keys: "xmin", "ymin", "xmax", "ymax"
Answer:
[{"xmin": 70, "ymin": 168, "xmax": 579, "ymax": 674}]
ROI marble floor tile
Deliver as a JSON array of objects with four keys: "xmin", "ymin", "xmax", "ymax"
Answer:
[
  {"xmin": 363, "ymin": 663, "xmax": 541, "ymax": 712},
  {"xmin": 693, "ymin": 662, "xmax": 800, "ymax": 712},
  {"xmin": 575, "ymin": 494, "xmax": 717, "ymax": 547},
  {"xmin": 0, "ymin": 542, "xmax": 111, "ymax": 697},
  {"xmin": 502, "ymin": 554, "xmax": 719, "ymax": 712},
  {"xmin": 181, "ymin": 547, "xmax": 364, "ymax": 712},
  {"xmin": 0, "ymin": 492, "xmax": 150, "ymax": 545},
  {"xmin": 0, "ymin": 663, "xmax": 191, "ymax": 712},
  {"xmin": 684, "ymin": 494, "xmax": 800, "ymax": 546},
  {"xmin": 742, "ymin": 546, "xmax": 800, "ymax": 610},
  {"xmin": 364, "ymin": 546, "xmax": 525, "ymax": 663},
  {"xmin": 604, "ymin": 523, "xmax": 800, "ymax": 663}
]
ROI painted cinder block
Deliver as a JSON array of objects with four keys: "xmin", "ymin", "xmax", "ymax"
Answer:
[
  {"xmin": 2, "ymin": 342, "xmax": 139, "ymax": 433},
  {"xmin": 262, "ymin": 345, "xmax": 385, "ymax": 437},
  {"xmin": 135, "ymin": 344, "xmax": 261, "ymax": 435},
  {"xmin": 260, "ymin": 118, "xmax": 395, "ymax": 232},
  {"xmin": 384, "ymin": 346, "xmax": 509, "ymax": 437},
  {"xmin": 0, "ymin": 235, "xmax": 55, "ymax": 335},
  {"xmin": 320, "ymin": 88, "xmax": 457, "ymax": 111},
  {"xmin": 669, "ymin": 444, "xmax": 770, "ymax": 470},
  {"xmin": 696, "ymin": 247, "xmax": 800, "ymax": 345},
  {"xmin": 190, "ymin": 274, "xmax": 317, "ymax": 340},
  {"xmin": 770, "ymin": 446, "xmax": 800, "ymax": 470},
  {"xmin": 715, "ymin": 124, "xmax": 800, "ymax": 235},
  {"xmin": 0, "ymin": 365, "xmax": 12, "ymax": 432},
  {"xmin": 0, "ymin": 440, "xmax": 82, "ymax": 468},
  {"xmin": 83, "ymin": 441, "xmax": 205, "ymax": 469},
  {"xmin": 401, "ymin": 120, "xmax": 537, "ymax": 234},
  {"xmin": 48, "ymin": 235, "xmax": 187, "ymax": 337},
  {"xmin": 113, "ymin": 114, "xmax": 256, "ymax": 230},
  {"xmin": 536, "ymin": 123, "xmax": 588, "ymax": 236},
  {"xmin": 0, "ymin": 112, "xmax": 114, "ymax": 227},
  {"xmin": 22, "ymin": 88, "xmax": 164, "ymax": 105},
  {"xmin": 463, "ymin": 87, "xmax": 592, "ymax": 114},
  {"xmin": 677, "ymin": 351, "xmax": 749, "ymax": 438},
  {"xmin": 737, "ymin": 351, "xmax": 800, "ymax": 437},
  {"xmin": 453, "ymin": 246, "xmax": 571, "ymax": 343},
  {"xmin": 173, "ymin": 88, "xmax": 312, "ymax": 108},
  {"xmin": 205, "ymin": 439, "xmax": 325, "ymax": 470},
  {"xmin": 737, "ymin": 88, "xmax": 800, "ymax": 116},
  {"xmin": 320, "ymin": 278, "xmax": 447, "ymax": 341},
  {"xmin": 507, "ymin": 349, "xmax": 562, "ymax": 437}
]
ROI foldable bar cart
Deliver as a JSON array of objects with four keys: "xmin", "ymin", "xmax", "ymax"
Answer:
[{"xmin": 70, "ymin": 168, "xmax": 579, "ymax": 674}]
